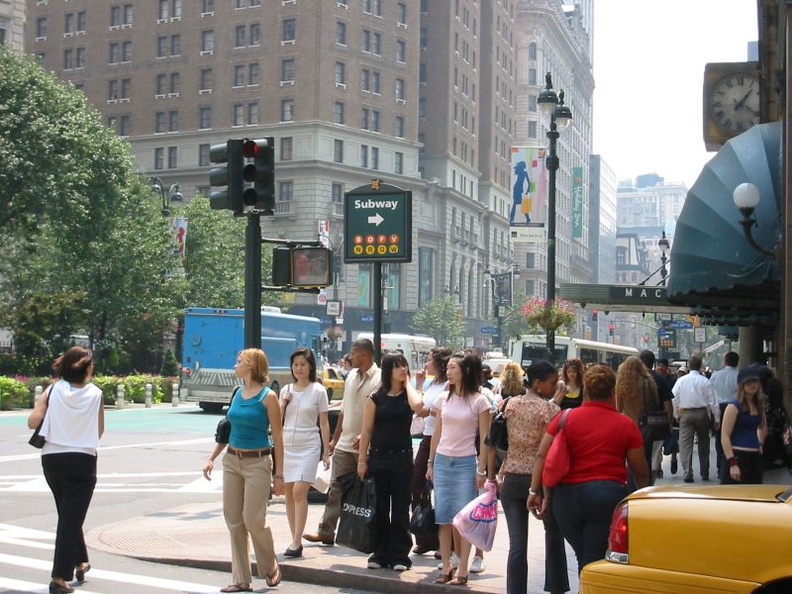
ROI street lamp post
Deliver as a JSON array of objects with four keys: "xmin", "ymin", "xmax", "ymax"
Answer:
[
  {"xmin": 150, "ymin": 176, "xmax": 183, "ymax": 217},
  {"xmin": 659, "ymin": 231, "xmax": 670, "ymax": 286},
  {"xmin": 537, "ymin": 73, "xmax": 572, "ymax": 362}
]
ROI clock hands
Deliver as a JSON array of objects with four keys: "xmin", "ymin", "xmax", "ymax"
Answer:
[
  {"xmin": 733, "ymin": 88, "xmax": 754, "ymax": 110},
  {"xmin": 743, "ymin": 104, "xmax": 760, "ymax": 118}
]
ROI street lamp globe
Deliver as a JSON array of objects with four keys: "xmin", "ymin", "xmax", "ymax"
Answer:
[
  {"xmin": 733, "ymin": 182, "xmax": 760, "ymax": 213},
  {"xmin": 554, "ymin": 91, "xmax": 573, "ymax": 130},
  {"xmin": 658, "ymin": 231, "xmax": 670, "ymax": 253},
  {"xmin": 538, "ymin": 73, "xmax": 559, "ymax": 114}
]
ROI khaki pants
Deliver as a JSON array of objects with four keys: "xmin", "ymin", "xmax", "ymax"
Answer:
[
  {"xmin": 679, "ymin": 408, "xmax": 711, "ymax": 480},
  {"xmin": 317, "ymin": 448, "xmax": 358, "ymax": 537},
  {"xmin": 222, "ymin": 452, "xmax": 275, "ymax": 584}
]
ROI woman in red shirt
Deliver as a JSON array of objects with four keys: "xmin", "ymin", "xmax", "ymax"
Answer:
[{"xmin": 528, "ymin": 365, "xmax": 648, "ymax": 572}]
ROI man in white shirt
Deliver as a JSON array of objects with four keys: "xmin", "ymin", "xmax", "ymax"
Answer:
[
  {"xmin": 708, "ymin": 351, "xmax": 739, "ymax": 479},
  {"xmin": 672, "ymin": 355, "xmax": 719, "ymax": 483},
  {"xmin": 304, "ymin": 338, "xmax": 381, "ymax": 545}
]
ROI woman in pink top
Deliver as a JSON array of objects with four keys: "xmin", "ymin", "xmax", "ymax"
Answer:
[{"xmin": 426, "ymin": 351, "xmax": 492, "ymax": 586}]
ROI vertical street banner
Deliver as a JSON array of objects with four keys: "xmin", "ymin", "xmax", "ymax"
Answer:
[
  {"xmin": 168, "ymin": 217, "xmax": 188, "ymax": 276},
  {"xmin": 509, "ymin": 146, "xmax": 547, "ymax": 243},
  {"xmin": 317, "ymin": 220, "xmax": 330, "ymax": 306},
  {"xmin": 572, "ymin": 166, "xmax": 584, "ymax": 239}
]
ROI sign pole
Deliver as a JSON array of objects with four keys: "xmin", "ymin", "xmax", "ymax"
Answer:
[{"xmin": 373, "ymin": 262, "xmax": 383, "ymax": 365}]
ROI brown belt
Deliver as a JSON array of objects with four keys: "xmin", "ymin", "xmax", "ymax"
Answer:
[{"xmin": 227, "ymin": 446, "xmax": 271, "ymax": 458}]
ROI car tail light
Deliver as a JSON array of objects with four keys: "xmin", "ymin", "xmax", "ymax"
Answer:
[{"xmin": 605, "ymin": 502, "xmax": 629, "ymax": 564}]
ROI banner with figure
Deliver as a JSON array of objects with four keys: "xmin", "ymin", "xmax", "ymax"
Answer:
[
  {"xmin": 509, "ymin": 146, "xmax": 547, "ymax": 243},
  {"xmin": 167, "ymin": 217, "xmax": 188, "ymax": 276}
]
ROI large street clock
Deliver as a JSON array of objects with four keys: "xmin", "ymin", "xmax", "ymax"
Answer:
[{"xmin": 703, "ymin": 61, "xmax": 760, "ymax": 151}]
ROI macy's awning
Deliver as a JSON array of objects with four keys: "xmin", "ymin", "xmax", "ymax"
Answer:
[{"xmin": 666, "ymin": 122, "xmax": 781, "ymax": 324}]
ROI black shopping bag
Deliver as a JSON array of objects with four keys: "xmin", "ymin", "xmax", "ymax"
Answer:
[
  {"xmin": 336, "ymin": 472, "xmax": 377, "ymax": 554},
  {"xmin": 409, "ymin": 480, "xmax": 437, "ymax": 537}
]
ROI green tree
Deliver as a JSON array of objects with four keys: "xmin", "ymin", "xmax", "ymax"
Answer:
[{"xmin": 411, "ymin": 296, "xmax": 466, "ymax": 349}]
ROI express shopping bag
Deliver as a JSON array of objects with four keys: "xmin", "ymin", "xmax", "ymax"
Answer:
[
  {"xmin": 336, "ymin": 472, "xmax": 377, "ymax": 553},
  {"xmin": 452, "ymin": 481, "xmax": 498, "ymax": 552}
]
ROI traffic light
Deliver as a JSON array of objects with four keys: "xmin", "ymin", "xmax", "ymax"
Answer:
[
  {"xmin": 592, "ymin": 309, "xmax": 598, "ymax": 321},
  {"xmin": 209, "ymin": 139, "xmax": 244, "ymax": 213},
  {"xmin": 272, "ymin": 246, "xmax": 332, "ymax": 288},
  {"xmin": 242, "ymin": 137, "xmax": 275, "ymax": 215},
  {"xmin": 609, "ymin": 324, "xmax": 615, "ymax": 336}
]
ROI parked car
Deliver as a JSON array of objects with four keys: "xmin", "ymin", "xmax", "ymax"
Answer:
[
  {"xmin": 580, "ymin": 484, "xmax": 792, "ymax": 594},
  {"xmin": 321, "ymin": 367, "xmax": 345, "ymax": 401}
]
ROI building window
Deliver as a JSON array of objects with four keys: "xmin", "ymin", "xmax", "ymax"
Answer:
[
  {"xmin": 396, "ymin": 39, "xmax": 406, "ymax": 62},
  {"xmin": 233, "ymin": 64, "xmax": 245, "ymax": 87},
  {"xmin": 171, "ymin": 34, "xmax": 181, "ymax": 56},
  {"xmin": 361, "ymin": 108, "xmax": 369, "ymax": 130},
  {"xmin": 169, "ymin": 72, "xmax": 180, "ymax": 93},
  {"xmin": 36, "ymin": 17, "xmax": 48, "ymax": 38},
  {"xmin": 249, "ymin": 23, "xmax": 260, "ymax": 46},
  {"xmin": 371, "ymin": 71, "xmax": 380, "ymax": 93},
  {"xmin": 397, "ymin": 3, "xmax": 407, "ymax": 25},
  {"xmin": 154, "ymin": 74, "xmax": 166, "ymax": 96},
  {"xmin": 371, "ymin": 147, "xmax": 379, "ymax": 170},
  {"xmin": 282, "ymin": 18, "xmax": 296, "ymax": 42},
  {"xmin": 154, "ymin": 147, "xmax": 164, "ymax": 170},
  {"xmin": 528, "ymin": 95, "xmax": 537, "ymax": 112},
  {"xmin": 360, "ymin": 145, "xmax": 368, "ymax": 168},
  {"xmin": 332, "ymin": 183, "xmax": 343, "ymax": 204},
  {"xmin": 121, "ymin": 78, "xmax": 130, "ymax": 98},
  {"xmin": 334, "ymin": 101, "xmax": 345, "ymax": 125},
  {"xmin": 200, "ymin": 68, "xmax": 213, "ymax": 91},
  {"xmin": 525, "ymin": 253, "xmax": 535, "ymax": 269},
  {"xmin": 201, "ymin": 30, "xmax": 214, "ymax": 52},
  {"xmin": 361, "ymin": 68, "xmax": 370, "ymax": 91},
  {"xmin": 419, "ymin": 63, "xmax": 427, "ymax": 83},
  {"xmin": 282, "ymin": 58, "xmax": 295, "ymax": 82},
  {"xmin": 371, "ymin": 110, "xmax": 380, "ymax": 132},
  {"xmin": 395, "ymin": 151, "xmax": 403, "ymax": 174},
  {"xmin": 528, "ymin": 42, "xmax": 537, "ymax": 60},
  {"xmin": 247, "ymin": 102, "xmax": 259, "ymax": 124},
  {"xmin": 124, "ymin": 4, "xmax": 134, "ymax": 25},
  {"xmin": 281, "ymin": 99, "xmax": 294, "ymax": 122},
  {"xmin": 528, "ymin": 120, "xmax": 537, "ymax": 138},
  {"xmin": 157, "ymin": 36, "xmax": 167, "ymax": 58},
  {"xmin": 121, "ymin": 41, "xmax": 132, "ymax": 62},
  {"xmin": 202, "ymin": 0, "xmax": 215, "ymax": 13},
  {"xmin": 108, "ymin": 80, "xmax": 119, "ymax": 100},
  {"xmin": 373, "ymin": 32, "xmax": 382, "ymax": 55},
  {"xmin": 63, "ymin": 49, "xmax": 73, "ymax": 70},
  {"xmin": 279, "ymin": 181, "xmax": 294, "ymax": 202},
  {"xmin": 169, "ymin": 110, "xmax": 178, "ymax": 131},
  {"xmin": 418, "ymin": 247, "xmax": 433, "ymax": 306},
  {"xmin": 395, "ymin": 115, "xmax": 404, "ymax": 138},
  {"xmin": 280, "ymin": 137, "xmax": 293, "ymax": 161},
  {"xmin": 199, "ymin": 106, "xmax": 212, "ymax": 129},
  {"xmin": 110, "ymin": 7, "xmax": 121, "ymax": 28},
  {"xmin": 234, "ymin": 25, "xmax": 245, "ymax": 47},
  {"xmin": 232, "ymin": 104, "xmax": 244, "ymax": 126},
  {"xmin": 199, "ymin": 143, "xmax": 211, "ymax": 166},
  {"xmin": 109, "ymin": 43, "xmax": 120, "ymax": 64},
  {"xmin": 528, "ymin": 68, "xmax": 537, "ymax": 85},
  {"xmin": 395, "ymin": 78, "xmax": 405, "ymax": 100},
  {"xmin": 362, "ymin": 30, "xmax": 371, "ymax": 53},
  {"xmin": 334, "ymin": 61, "xmax": 345, "ymax": 85},
  {"xmin": 420, "ymin": 27, "xmax": 427, "ymax": 49},
  {"xmin": 249, "ymin": 63, "xmax": 260, "ymax": 85},
  {"xmin": 334, "ymin": 139, "xmax": 344, "ymax": 163},
  {"xmin": 155, "ymin": 111, "xmax": 166, "ymax": 133},
  {"xmin": 168, "ymin": 146, "xmax": 178, "ymax": 168},
  {"xmin": 336, "ymin": 21, "xmax": 346, "ymax": 45}
]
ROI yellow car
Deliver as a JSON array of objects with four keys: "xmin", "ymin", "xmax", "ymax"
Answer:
[
  {"xmin": 580, "ymin": 484, "xmax": 792, "ymax": 594},
  {"xmin": 321, "ymin": 367, "xmax": 345, "ymax": 401}
]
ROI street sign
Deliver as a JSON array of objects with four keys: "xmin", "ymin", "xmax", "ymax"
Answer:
[
  {"xmin": 344, "ymin": 181, "xmax": 412, "ymax": 263},
  {"xmin": 326, "ymin": 300, "xmax": 342, "ymax": 316},
  {"xmin": 694, "ymin": 326, "xmax": 706, "ymax": 343},
  {"xmin": 668, "ymin": 319, "xmax": 693, "ymax": 329},
  {"xmin": 658, "ymin": 328, "xmax": 676, "ymax": 348},
  {"xmin": 480, "ymin": 326, "xmax": 498, "ymax": 334}
]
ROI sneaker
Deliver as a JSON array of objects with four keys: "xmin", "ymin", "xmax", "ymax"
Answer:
[
  {"xmin": 470, "ymin": 555, "xmax": 485, "ymax": 574},
  {"xmin": 656, "ymin": 468, "xmax": 664, "ymax": 479},
  {"xmin": 392, "ymin": 563, "xmax": 409, "ymax": 572},
  {"xmin": 683, "ymin": 476, "xmax": 694, "ymax": 483},
  {"xmin": 367, "ymin": 556, "xmax": 384, "ymax": 569},
  {"xmin": 437, "ymin": 552, "xmax": 459, "ymax": 570}
]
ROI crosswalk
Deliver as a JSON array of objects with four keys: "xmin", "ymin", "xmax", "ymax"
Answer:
[
  {"xmin": 0, "ymin": 526, "xmax": 223, "ymax": 593},
  {"xmin": 0, "ymin": 472, "xmax": 221, "ymax": 494}
]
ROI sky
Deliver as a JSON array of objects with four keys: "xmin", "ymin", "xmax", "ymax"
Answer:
[{"xmin": 592, "ymin": 0, "xmax": 758, "ymax": 188}]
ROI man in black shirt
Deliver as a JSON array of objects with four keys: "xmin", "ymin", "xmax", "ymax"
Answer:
[{"xmin": 639, "ymin": 350, "xmax": 675, "ymax": 481}]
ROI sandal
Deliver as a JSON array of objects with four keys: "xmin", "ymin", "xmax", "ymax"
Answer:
[
  {"xmin": 265, "ymin": 563, "xmax": 282, "ymax": 587},
  {"xmin": 449, "ymin": 574, "xmax": 469, "ymax": 586},
  {"xmin": 434, "ymin": 567, "xmax": 456, "ymax": 584},
  {"xmin": 220, "ymin": 585, "xmax": 253, "ymax": 593}
]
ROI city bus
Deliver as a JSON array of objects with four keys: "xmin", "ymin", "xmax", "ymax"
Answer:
[
  {"xmin": 508, "ymin": 334, "xmax": 638, "ymax": 370},
  {"xmin": 357, "ymin": 332, "xmax": 436, "ymax": 371},
  {"xmin": 181, "ymin": 306, "xmax": 323, "ymax": 412}
]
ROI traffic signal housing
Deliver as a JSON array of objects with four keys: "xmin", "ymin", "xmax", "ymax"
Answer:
[
  {"xmin": 209, "ymin": 139, "xmax": 244, "ymax": 214},
  {"xmin": 242, "ymin": 137, "xmax": 275, "ymax": 215},
  {"xmin": 272, "ymin": 246, "xmax": 332, "ymax": 288},
  {"xmin": 609, "ymin": 324, "xmax": 616, "ymax": 336}
]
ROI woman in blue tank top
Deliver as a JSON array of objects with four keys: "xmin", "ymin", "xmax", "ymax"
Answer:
[
  {"xmin": 202, "ymin": 348, "xmax": 284, "ymax": 592},
  {"xmin": 720, "ymin": 367, "xmax": 767, "ymax": 485}
]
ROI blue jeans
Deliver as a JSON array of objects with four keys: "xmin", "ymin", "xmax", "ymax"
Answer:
[
  {"xmin": 501, "ymin": 473, "xmax": 569, "ymax": 594},
  {"xmin": 552, "ymin": 480, "xmax": 628, "ymax": 572}
]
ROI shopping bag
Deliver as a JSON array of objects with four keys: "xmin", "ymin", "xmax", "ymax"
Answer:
[
  {"xmin": 336, "ymin": 472, "xmax": 377, "ymax": 553},
  {"xmin": 542, "ymin": 409, "xmax": 571, "ymax": 488},
  {"xmin": 409, "ymin": 480, "xmax": 437, "ymax": 537},
  {"xmin": 484, "ymin": 397, "xmax": 511, "ymax": 451},
  {"xmin": 312, "ymin": 461, "xmax": 332, "ymax": 494},
  {"xmin": 452, "ymin": 481, "xmax": 498, "ymax": 552},
  {"xmin": 520, "ymin": 195, "xmax": 532, "ymax": 214}
]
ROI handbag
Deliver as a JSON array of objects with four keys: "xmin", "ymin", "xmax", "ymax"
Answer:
[
  {"xmin": 641, "ymin": 410, "xmax": 672, "ymax": 442},
  {"xmin": 452, "ymin": 480, "xmax": 498, "ymax": 552},
  {"xmin": 29, "ymin": 387, "xmax": 51, "ymax": 449},
  {"xmin": 542, "ymin": 409, "xmax": 571, "ymax": 488},
  {"xmin": 484, "ymin": 397, "xmax": 511, "ymax": 451},
  {"xmin": 214, "ymin": 387, "xmax": 239, "ymax": 444},
  {"xmin": 336, "ymin": 472, "xmax": 377, "ymax": 553},
  {"xmin": 409, "ymin": 480, "xmax": 437, "ymax": 536}
]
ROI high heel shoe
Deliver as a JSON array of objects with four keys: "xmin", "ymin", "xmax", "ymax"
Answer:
[
  {"xmin": 434, "ymin": 567, "xmax": 456, "ymax": 584},
  {"xmin": 75, "ymin": 563, "xmax": 91, "ymax": 582},
  {"xmin": 49, "ymin": 582, "xmax": 74, "ymax": 594}
]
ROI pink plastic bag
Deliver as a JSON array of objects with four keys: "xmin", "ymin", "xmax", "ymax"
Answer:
[{"xmin": 452, "ymin": 481, "xmax": 498, "ymax": 552}]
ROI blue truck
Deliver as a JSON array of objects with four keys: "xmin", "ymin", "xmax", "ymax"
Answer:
[{"xmin": 180, "ymin": 306, "xmax": 323, "ymax": 413}]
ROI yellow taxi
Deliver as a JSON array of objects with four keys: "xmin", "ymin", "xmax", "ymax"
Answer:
[
  {"xmin": 580, "ymin": 484, "xmax": 792, "ymax": 594},
  {"xmin": 321, "ymin": 367, "xmax": 345, "ymax": 401}
]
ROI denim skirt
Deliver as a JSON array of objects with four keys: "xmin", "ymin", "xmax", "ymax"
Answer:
[{"xmin": 433, "ymin": 453, "xmax": 478, "ymax": 524}]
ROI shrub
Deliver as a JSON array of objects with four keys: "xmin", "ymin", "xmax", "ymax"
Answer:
[{"xmin": 0, "ymin": 376, "xmax": 31, "ymax": 410}]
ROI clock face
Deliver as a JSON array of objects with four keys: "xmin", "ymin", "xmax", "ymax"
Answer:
[{"xmin": 708, "ymin": 73, "xmax": 760, "ymax": 134}]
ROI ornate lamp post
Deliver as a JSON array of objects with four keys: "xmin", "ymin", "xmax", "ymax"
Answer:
[
  {"xmin": 537, "ymin": 73, "xmax": 572, "ymax": 361},
  {"xmin": 150, "ymin": 176, "xmax": 183, "ymax": 217},
  {"xmin": 658, "ymin": 231, "xmax": 670, "ymax": 286}
]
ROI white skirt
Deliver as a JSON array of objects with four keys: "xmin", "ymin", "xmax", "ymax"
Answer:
[{"xmin": 283, "ymin": 440, "xmax": 321, "ymax": 483}]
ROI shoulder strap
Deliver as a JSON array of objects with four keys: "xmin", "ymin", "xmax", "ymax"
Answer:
[
  {"xmin": 558, "ymin": 408, "xmax": 571, "ymax": 431},
  {"xmin": 258, "ymin": 386, "xmax": 270, "ymax": 402}
]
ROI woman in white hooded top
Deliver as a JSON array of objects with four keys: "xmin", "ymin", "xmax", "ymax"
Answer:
[{"xmin": 28, "ymin": 346, "xmax": 104, "ymax": 594}]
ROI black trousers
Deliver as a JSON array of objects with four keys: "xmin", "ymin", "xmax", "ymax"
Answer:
[
  {"xmin": 369, "ymin": 450, "xmax": 414, "ymax": 568},
  {"xmin": 720, "ymin": 450, "xmax": 763, "ymax": 485},
  {"xmin": 42, "ymin": 453, "xmax": 97, "ymax": 581}
]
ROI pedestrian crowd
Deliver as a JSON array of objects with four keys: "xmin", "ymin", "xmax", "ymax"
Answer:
[{"xmin": 26, "ymin": 342, "xmax": 792, "ymax": 594}]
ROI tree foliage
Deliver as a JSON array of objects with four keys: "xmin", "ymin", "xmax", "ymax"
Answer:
[{"xmin": 411, "ymin": 296, "xmax": 466, "ymax": 350}]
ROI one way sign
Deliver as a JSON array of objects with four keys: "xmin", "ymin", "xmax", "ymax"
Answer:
[{"xmin": 344, "ymin": 181, "xmax": 412, "ymax": 263}]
